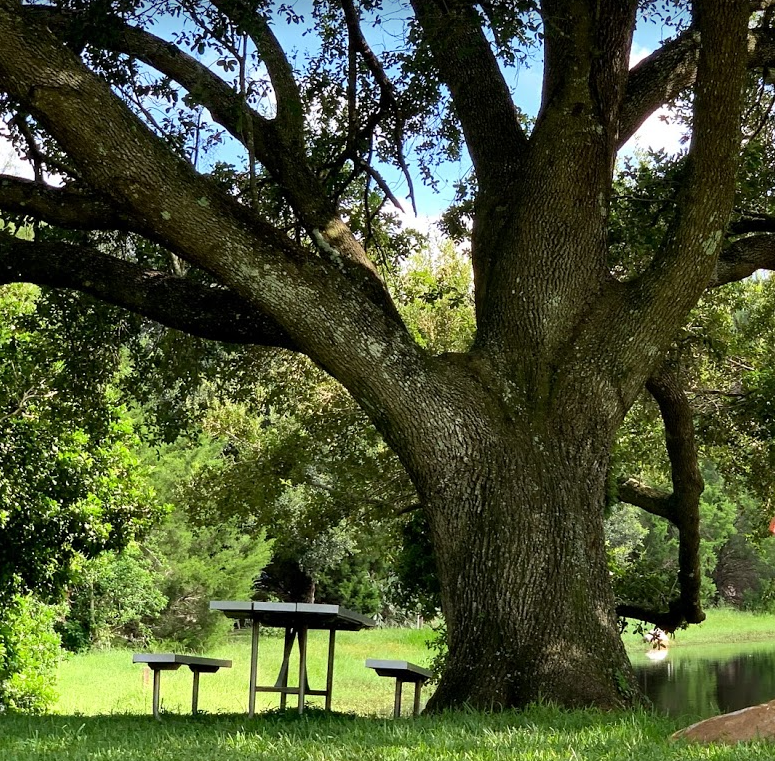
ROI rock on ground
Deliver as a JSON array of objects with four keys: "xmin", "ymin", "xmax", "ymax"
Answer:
[{"xmin": 673, "ymin": 700, "xmax": 775, "ymax": 744}]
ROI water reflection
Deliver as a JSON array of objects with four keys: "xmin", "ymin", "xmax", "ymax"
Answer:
[{"xmin": 633, "ymin": 649, "xmax": 775, "ymax": 719}]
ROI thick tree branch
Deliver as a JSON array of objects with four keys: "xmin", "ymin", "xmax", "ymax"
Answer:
[
  {"xmin": 0, "ymin": 175, "xmax": 138, "ymax": 232},
  {"xmin": 0, "ymin": 232, "xmax": 298, "ymax": 348},
  {"xmin": 612, "ymin": 1, "xmax": 748, "ymax": 399},
  {"xmin": 0, "ymin": 1, "xmax": 430, "ymax": 432},
  {"xmin": 709, "ymin": 233, "xmax": 775, "ymax": 287},
  {"xmin": 24, "ymin": 6, "xmax": 270, "ymax": 160},
  {"xmin": 648, "ymin": 365, "xmax": 705, "ymax": 629},
  {"xmin": 2, "ymin": 1, "xmax": 409, "ymax": 324},
  {"xmin": 615, "ymin": 602, "xmax": 694, "ymax": 632},
  {"xmin": 409, "ymin": 0, "xmax": 527, "ymax": 189},
  {"xmin": 619, "ymin": 10, "xmax": 775, "ymax": 149},
  {"xmin": 616, "ymin": 477, "xmax": 673, "ymax": 521},
  {"xmin": 729, "ymin": 212, "xmax": 775, "ymax": 235},
  {"xmin": 539, "ymin": 0, "xmax": 638, "ymax": 152},
  {"xmin": 619, "ymin": 28, "xmax": 699, "ymax": 149},
  {"xmin": 22, "ymin": 5, "xmax": 380, "ymax": 275},
  {"xmin": 646, "ymin": 369, "xmax": 704, "ymax": 516}
]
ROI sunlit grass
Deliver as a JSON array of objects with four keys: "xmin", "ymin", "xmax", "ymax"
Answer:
[
  {"xmin": 5, "ymin": 610, "xmax": 775, "ymax": 760},
  {"xmin": 54, "ymin": 626, "xmax": 435, "ymax": 717},
  {"xmin": 2, "ymin": 705, "xmax": 774, "ymax": 760}
]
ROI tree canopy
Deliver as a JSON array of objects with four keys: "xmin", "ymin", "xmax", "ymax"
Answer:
[{"xmin": 3, "ymin": 0, "xmax": 775, "ymax": 711}]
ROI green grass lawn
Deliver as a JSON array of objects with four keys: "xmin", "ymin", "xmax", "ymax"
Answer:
[
  {"xmin": 2, "ymin": 704, "xmax": 773, "ymax": 760},
  {"xmin": 3, "ymin": 609, "xmax": 775, "ymax": 760},
  {"xmin": 54, "ymin": 626, "xmax": 434, "ymax": 717}
]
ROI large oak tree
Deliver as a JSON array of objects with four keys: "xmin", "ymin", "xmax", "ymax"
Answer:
[{"xmin": 2, "ymin": 0, "xmax": 775, "ymax": 710}]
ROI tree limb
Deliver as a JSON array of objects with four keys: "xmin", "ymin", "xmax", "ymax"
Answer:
[
  {"xmin": 619, "ymin": 10, "xmax": 775, "ymax": 149},
  {"xmin": 21, "ymin": 4, "xmax": 380, "ymax": 274},
  {"xmin": 616, "ymin": 477, "xmax": 673, "ymax": 521},
  {"xmin": 539, "ymin": 0, "xmax": 638, "ymax": 152},
  {"xmin": 729, "ymin": 212, "xmax": 775, "ymax": 235},
  {"xmin": 615, "ymin": 602, "xmax": 696, "ymax": 632},
  {"xmin": 0, "ymin": 0, "xmax": 426, "ymax": 424},
  {"xmin": 0, "ymin": 232, "xmax": 298, "ymax": 348},
  {"xmin": 616, "ymin": 362, "xmax": 705, "ymax": 630},
  {"xmin": 207, "ymin": 0, "xmax": 305, "ymax": 138},
  {"xmin": 0, "ymin": 175, "xmax": 139, "ymax": 232},
  {"xmin": 24, "ymin": 6, "xmax": 271, "ymax": 159},
  {"xmin": 613, "ymin": 1, "xmax": 748, "ymax": 390},
  {"xmin": 409, "ymin": 0, "xmax": 527, "ymax": 190},
  {"xmin": 619, "ymin": 28, "xmax": 699, "ymax": 148},
  {"xmin": 709, "ymin": 234, "xmax": 775, "ymax": 288},
  {"xmin": 646, "ymin": 365, "xmax": 704, "ymax": 628}
]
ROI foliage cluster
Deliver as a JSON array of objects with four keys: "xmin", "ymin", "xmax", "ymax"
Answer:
[{"xmin": 0, "ymin": 595, "xmax": 61, "ymax": 713}]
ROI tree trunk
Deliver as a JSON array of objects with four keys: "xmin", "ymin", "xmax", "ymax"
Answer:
[{"xmin": 412, "ymin": 398, "xmax": 638, "ymax": 711}]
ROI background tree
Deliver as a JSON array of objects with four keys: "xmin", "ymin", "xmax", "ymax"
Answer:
[
  {"xmin": 0, "ymin": 279, "xmax": 165, "ymax": 711},
  {"xmin": 2, "ymin": 0, "xmax": 775, "ymax": 710},
  {"xmin": 0, "ymin": 282, "xmax": 161, "ymax": 604}
]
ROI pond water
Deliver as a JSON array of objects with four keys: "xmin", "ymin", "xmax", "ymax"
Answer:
[{"xmin": 631, "ymin": 642, "xmax": 775, "ymax": 720}]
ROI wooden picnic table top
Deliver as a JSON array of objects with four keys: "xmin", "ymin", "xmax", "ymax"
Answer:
[{"xmin": 209, "ymin": 601, "xmax": 376, "ymax": 630}]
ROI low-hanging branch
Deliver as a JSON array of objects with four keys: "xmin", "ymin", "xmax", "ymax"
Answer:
[
  {"xmin": 616, "ymin": 362, "xmax": 705, "ymax": 632},
  {"xmin": 0, "ymin": 233, "xmax": 299, "ymax": 348}
]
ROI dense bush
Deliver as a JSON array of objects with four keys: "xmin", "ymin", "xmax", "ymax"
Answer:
[
  {"xmin": 58, "ymin": 544, "xmax": 167, "ymax": 651},
  {"xmin": 0, "ymin": 595, "xmax": 61, "ymax": 713}
]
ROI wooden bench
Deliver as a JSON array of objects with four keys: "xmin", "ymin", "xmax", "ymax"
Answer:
[
  {"xmin": 133, "ymin": 653, "xmax": 232, "ymax": 718},
  {"xmin": 365, "ymin": 659, "xmax": 433, "ymax": 717}
]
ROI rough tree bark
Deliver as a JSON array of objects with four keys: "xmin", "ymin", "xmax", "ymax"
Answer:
[{"xmin": 0, "ymin": 0, "xmax": 767, "ymax": 710}]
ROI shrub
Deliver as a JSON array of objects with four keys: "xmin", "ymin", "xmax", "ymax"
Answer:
[
  {"xmin": 0, "ymin": 594, "xmax": 62, "ymax": 713},
  {"xmin": 59, "ymin": 544, "xmax": 167, "ymax": 651}
]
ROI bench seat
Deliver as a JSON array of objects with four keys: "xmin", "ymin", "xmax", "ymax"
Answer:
[
  {"xmin": 133, "ymin": 653, "xmax": 231, "ymax": 718},
  {"xmin": 365, "ymin": 659, "xmax": 433, "ymax": 717}
]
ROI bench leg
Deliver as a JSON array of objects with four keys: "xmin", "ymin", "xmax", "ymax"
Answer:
[
  {"xmin": 152, "ymin": 669, "xmax": 162, "ymax": 720},
  {"xmin": 393, "ymin": 679, "xmax": 403, "ymax": 718},
  {"xmin": 412, "ymin": 681, "xmax": 423, "ymax": 717},
  {"xmin": 191, "ymin": 670, "xmax": 201, "ymax": 714}
]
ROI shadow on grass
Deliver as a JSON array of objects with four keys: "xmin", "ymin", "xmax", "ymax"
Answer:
[{"xmin": 1, "ymin": 706, "xmax": 771, "ymax": 760}]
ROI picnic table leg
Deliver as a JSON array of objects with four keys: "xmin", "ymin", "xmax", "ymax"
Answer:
[
  {"xmin": 297, "ymin": 626, "xmax": 308, "ymax": 714},
  {"xmin": 324, "ymin": 629, "xmax": 336, "ymax": 711},
  {"xmin": 191, "ymin": 670, "xmax": 201, "ymax": 714},
  {"xmin": 152, "ymin": 668, "xmax": 162, "ymax": 720},
  {"xmin": 393, "ymin": 679, "xmax": 403, "ymax": 719},
  {"xmin": 248, "ymin": 621, "xmax": 259, "ymax": 718},
  {"xmin": 276, "ymin": 627, "xmax": 296, "ymax": 710},
  {"xmin": 412, "ymin": 681, "xmax": 423, "ymax": 717}
]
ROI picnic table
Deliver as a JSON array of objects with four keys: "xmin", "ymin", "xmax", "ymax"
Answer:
[{"xmin": 210, "ymin": 601, "xmax": 375, "ymax": 715}]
